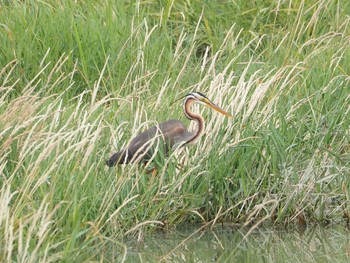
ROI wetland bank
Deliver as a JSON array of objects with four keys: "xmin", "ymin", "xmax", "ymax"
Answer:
[
  {"xmin": 0, "ymin": 0, "xmax": 349, "ymax": 261},
  {"xmin": 124, "ymin": 225, "xmax": 350, "ymax": 262}
]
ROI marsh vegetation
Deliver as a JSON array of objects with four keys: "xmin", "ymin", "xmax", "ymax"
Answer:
[{"xmin": 0, "ymin": 0, "xmax": 349, "ymax": 261}]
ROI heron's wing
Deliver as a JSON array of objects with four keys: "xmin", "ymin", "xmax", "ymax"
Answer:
[
  {"xmin": 106, "ymin": 128, "xmax": 157, "ymax": 166},
  {"xmin": 128, "ymin": 120, "xmax": 189, "ymax": 161},
  {"xmin": 107, "ymin": 119, "xmax": 190, "ymax": 166},
  {"xmin": 157, "ymin": 120, "xmax": 195, "ymax": 147}
]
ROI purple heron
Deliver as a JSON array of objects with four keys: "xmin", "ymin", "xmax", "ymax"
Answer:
[{"xmin": 106, "ymin": 92, "xmax": 232, "ymax": 167}]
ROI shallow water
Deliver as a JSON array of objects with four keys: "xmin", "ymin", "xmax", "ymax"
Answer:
[{"xmin": 123, "ymin": 224, "xmax": 350, "ymax": 262}]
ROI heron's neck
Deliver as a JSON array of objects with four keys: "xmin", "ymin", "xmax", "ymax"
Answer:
[{"xmin": 183, "ymin": 98, "xmax": 205, "ymax": 145}]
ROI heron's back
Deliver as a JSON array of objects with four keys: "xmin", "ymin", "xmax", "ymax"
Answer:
[{"xmin": 106, "ymin": 119, "xmax": 191, "ymax": 166}]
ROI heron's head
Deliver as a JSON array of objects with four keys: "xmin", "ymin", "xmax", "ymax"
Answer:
[{"xmin": 185, "ymin": 92, "xmax": 233, "ymax": 118}]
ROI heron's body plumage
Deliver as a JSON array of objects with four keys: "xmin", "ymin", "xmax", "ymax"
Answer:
[
  {"xmin": 106, "ymin": 119, "xmax": 193, "ymax": 166},
  {"xmin": 106, "ymin": 92, "xmax": 232, "ymax": 167}
]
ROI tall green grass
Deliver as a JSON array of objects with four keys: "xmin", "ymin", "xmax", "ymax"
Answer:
[{"xmin": 1, "ymin": 0, "xmax": 349, "ymax": 261}]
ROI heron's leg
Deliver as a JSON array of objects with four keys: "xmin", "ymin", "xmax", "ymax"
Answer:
[
  {"xmin": 146, "ymin": 167, "xmax": 157, "ymax": 175},
  {"xmin": 143, "ymin": 159, "xmax": 155, "ymax": 175},
  {"xmin": 151, "ymin": 167, "xmax": 158, "ymax": 177}
]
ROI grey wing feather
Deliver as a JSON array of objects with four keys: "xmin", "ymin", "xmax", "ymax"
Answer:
[{"xmin": 106, "ymin": 119, "xmax": 190, "ymax": 166}]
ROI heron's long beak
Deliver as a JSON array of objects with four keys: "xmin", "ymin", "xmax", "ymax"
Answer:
[{"xmin": 205, "ymin": 100, "xmax": 233, "ymax": 118}]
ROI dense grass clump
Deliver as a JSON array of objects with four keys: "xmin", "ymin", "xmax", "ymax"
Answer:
[{"xmin": 0, "ymin": 0, "xmax": 349, "ymax": 261}]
